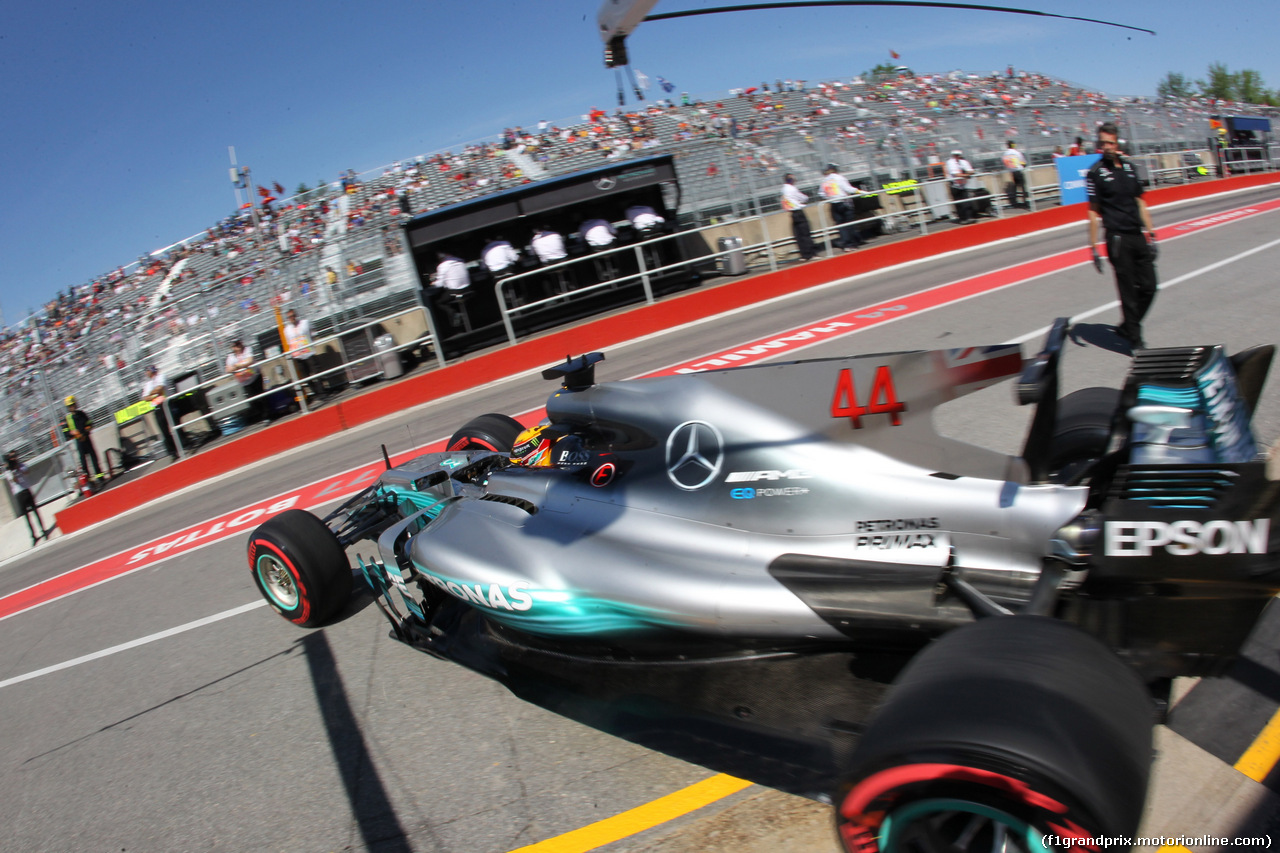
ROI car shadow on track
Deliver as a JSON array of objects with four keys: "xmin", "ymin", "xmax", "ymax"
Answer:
[
  {"xmin": 303, "ymin": 630, "xmax": 413, "ymax": 852},
  {"xmin": 1068, "ymin": 322, "xmax": 1132, "ymax": 356},
  {"xmin": 21, "ymin": 644, "xmax": 299, "ymax": 765}
]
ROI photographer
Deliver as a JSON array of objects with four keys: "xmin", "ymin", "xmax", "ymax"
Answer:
[{"xmin": 4, "ymin": 450, "xmax": 49, "ymax": 546}]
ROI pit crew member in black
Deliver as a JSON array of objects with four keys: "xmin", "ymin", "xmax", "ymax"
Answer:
[{"xmin": 1086, "ymin": 122, "xmax": 1158, "ymax": 350}]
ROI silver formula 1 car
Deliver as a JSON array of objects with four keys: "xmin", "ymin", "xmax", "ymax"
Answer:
[{"xmin": 248, "ymin": 318, "xmax": 1280, "ymax": 853}]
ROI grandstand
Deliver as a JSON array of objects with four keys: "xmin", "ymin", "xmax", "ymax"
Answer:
[{"xmin": 2, "ymin": 67, "xmax": 1275, "ymax": 504}]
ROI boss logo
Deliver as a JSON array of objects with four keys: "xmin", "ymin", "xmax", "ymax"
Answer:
[
  {"xmin": 556, "ymin": 449, "xmax": 591, "ymax": 467},
  {"xmin": 1104, "ymin": 519, "xmax": 1270, "ymax": 557}
]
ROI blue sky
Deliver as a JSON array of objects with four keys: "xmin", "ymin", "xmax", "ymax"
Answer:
[{"xmin": 2, "ymin": 0, "xmax": 1276, "ymax": 324}]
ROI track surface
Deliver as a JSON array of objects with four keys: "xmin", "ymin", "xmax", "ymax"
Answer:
[{"xmin": 4, "ymin": 185, "xmax": 1280, "ymax": 852}]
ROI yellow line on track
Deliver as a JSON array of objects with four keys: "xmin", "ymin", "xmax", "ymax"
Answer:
[
  {"xmin": 1234, "ymin": 705, "xmax": 1280, "ymax": 782},
  {"xmin": 508, "ymin": 774, "xmax": 754, "ymax": 853},
  {"xmin": 1152, "ymin": 684, "xmax": 1280, "ymax": 852}
]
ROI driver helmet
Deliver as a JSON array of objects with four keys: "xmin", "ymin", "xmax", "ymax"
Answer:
[{"xmin": 511, "ymin": 423, "xmax": 555, "ymax": 467}]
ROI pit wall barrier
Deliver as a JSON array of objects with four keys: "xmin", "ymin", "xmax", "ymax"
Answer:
[{"xmin": 54, "ymin": 170, "xmax": 1280, "ymax": 535}]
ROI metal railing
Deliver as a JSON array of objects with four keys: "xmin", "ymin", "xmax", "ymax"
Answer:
[
  {"xmin": 1221, "ymin": 145, "xmax": 1277, "ymax": 174},
  {"xmin": 0, "ymin": 219, "xmax": 422, "ymax": 460},
  {"xmin": 142, "ymin": 306, "xmax": 440, "ymax": 463},
  {"xmin": 487, "ymin": 179, "xmax": 1030, "ymax": 347},
  {"xmin": 490, "ymin": 219, "xmax": 776, "ymax": 346},
  {"xmin": 1, "ymin": 307, "xmax": 439, "ymax": 513}
]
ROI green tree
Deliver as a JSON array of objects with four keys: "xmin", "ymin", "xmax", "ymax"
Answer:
[
  {"xmin": 1156, "ymin": 71, "xmax": 1192, "ymax": 99},
  {"xmin": 1198, "ymin": 62, "xmax": 1236, "ymax": 100},
  {"xmin": 1235, "ymin": 69, "xmax": 1267, "ymax": 104},
  {"xmin": 864, "ymin": 62, "xmax": 898, "ymax": 81},
  {"xmin": 295, "ymin": 182, "xmax": 312, "ymax": 202}
]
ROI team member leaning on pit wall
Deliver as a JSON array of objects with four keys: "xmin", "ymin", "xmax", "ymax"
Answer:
[{"xmin": 780, "ymin": 174, "xmax": 818, "ymax": 262}]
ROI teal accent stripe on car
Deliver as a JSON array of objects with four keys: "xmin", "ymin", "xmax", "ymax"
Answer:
[
  {"xmin": 1137, "ymin": 385, "xmax": 1201, "ymax": 406},
  {"xmin": 413, "ymin": 562, "xmax": 679, "ymax": 637},
  {"xmin": 484, "ymin": 595, "xmax": 679, "ymax": 636}
]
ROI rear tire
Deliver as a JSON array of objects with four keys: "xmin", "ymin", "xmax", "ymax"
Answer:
[
  {"xmin": 249, "ymin": 509, "xmax": 352, "ymax": 628},
  {"xmin": 835, "ymin": 617, "xmax": 1153, "ymax": 853},
  {"xmin": 447, "ymin": 413, "xmax": 524, "ymax": 453},
  {"xmin": 1047, "ymin": 387, "xmax": 1120, "ymax": 483}
]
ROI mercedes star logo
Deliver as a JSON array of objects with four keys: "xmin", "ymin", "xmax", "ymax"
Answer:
[{"xmin": 665, "ymin": 421, "xmax": 724, "ymax": 491}]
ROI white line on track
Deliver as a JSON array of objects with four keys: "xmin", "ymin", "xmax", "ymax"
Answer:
[
  {"xmin": 0, "ymin": 600, "xmax": 266, "ymax": 690},
  {"xmin": 4, "ymin": 199, "xmax": 1278, "ymax": 691},
  {"xmin": 1007, "ymin": 233, "xmax": 1280, "ymax": 346}
]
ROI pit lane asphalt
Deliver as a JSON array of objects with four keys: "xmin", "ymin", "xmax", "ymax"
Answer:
[{"xmin": 3, "ymin": 185, "xmax": 1280, "ymax": 852}]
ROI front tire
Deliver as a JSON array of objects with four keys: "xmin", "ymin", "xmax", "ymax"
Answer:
[
  {"xmin": 249, "ymin": 509, "xmax": 352, "ymax": 628},
  {"xmin": 447, "ymin": 413, "xmax": 524, "ymax": 453},
  {"xmin": 835, "ymin": 617, "xmax": 1153, "ymax": 852}
]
